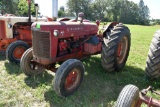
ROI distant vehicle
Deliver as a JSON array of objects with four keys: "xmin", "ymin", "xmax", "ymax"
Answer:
[{"xmin": 0, "ymin": 2, "xmax": 48, "ymax": 63}]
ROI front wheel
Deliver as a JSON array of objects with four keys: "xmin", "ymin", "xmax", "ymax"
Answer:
[
  {"xmin": 53, "ymin": 59, "xmax": 84, "ymax": 97},
  {"xmin": 101, "ymin": 23, "xmax": 131, "ymax": 72},
  {"xmin": 115, "ymin": 84, "xmax": 139, "ymax": 107},
  {"xmin": 20, "ymin": 48, "xmax": 45, "ymax": 76},
  {"xmin": 6, "ymin": 41, "xmax": 30, "ymax": 63}
]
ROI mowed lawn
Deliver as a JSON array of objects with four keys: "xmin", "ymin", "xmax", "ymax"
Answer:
[{"xmin": 0, "ymin": 24, "xmax": 160, "ymax": 107}]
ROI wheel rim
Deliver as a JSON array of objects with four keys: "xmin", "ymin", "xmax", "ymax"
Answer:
[
  {"xmin": 131, "ymin": 95, "xmax": 139, "ymax": 107},
  {"xmin": 117, "ymin": 36, "xmax": 128, "ymax": 64},
  {"xmin": 13, "ymin": 46, "xmax": 26, "ymax": 59},
  {"xmin": 30, "ymin": 60, "xmax": 39, "ymax": 70},
  {"xmin": 131, "ymin": 100, "xmax": 136, "ymax": 107},
  {"xmin": 28, "ymin": 54, "xmax": 42, "ymax": 72},
  {"xmin": 65, "ymin": 68, "xmax": 81, "ymax": 91}
]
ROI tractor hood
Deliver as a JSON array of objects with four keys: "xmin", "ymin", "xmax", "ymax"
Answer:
[
  {"xmin": 0, "ymin": 16, "xmax": 48, "ymax": 38},
  {"xmin": 0, "ymin": 16, "xmax": 48, "ymax": 25},
  {"xmin": 32, "ymin": 21, "xmax": 98, "ymax": 37}
]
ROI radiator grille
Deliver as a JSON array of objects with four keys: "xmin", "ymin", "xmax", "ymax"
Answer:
[
  {"xmin": 0, "ymin": 20, "xmax": 6, "ymax": 39},
  {"xmin": 32, "ymin": 30, "xmax": 50, "ymax": 58}
]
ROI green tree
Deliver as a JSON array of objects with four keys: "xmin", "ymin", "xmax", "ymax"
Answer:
[
  {"xmin": 138, "ymin": 0, "xmax": 150, "ymax": 25},
  {"xmin": 90, "ymin": 0, "xmax": 109, "ymax": 21},
  {"xmin": 58, "ymin": 10, "xmax": 65, "ymax": 17},
  {"xmin": 18, "ymin": 0, "xmax": 35, "ymax": 16},
  {"xmin": 0, "ymin": 0, "xmax": 18, "ymax": 15},
  {"xmin": 118, "ymin": 0, "xmax": 139, "ymax": 24},
  {"xmin": 66, "ymin": 0, "xmax": 92, "ymax": 19}
]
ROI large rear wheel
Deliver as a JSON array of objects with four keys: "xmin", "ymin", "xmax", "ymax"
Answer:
[
  {"xmin": 145, "ymin": 30, "xmax": 160, "ymax": 79},
  {"xmin": 115, "ymin": 84, "xmax": 139, "ymax": 107},
  {"xmin": 20, "ymin": 48, "xmax": 45, "ymax": 76},
  {"xmin": 101, "ymin": 23, "xmax": 131, "ymax": 72},
  {"xmin": 6, "ymin": 41, "xmax": 30, "ymax": 63},
  {"xmin": 54, "ymin": 59, "xmax": 84, "ymax": 97}
]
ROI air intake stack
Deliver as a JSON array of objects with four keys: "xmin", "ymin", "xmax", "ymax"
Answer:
[{"xmin": 52, "ymin": 0, "xmax": 58, "ymax": 21}]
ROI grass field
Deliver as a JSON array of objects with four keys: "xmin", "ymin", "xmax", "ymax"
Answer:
[{"xmin": 0, "ymin": 24, "xmax": 160, "ymax": 107}]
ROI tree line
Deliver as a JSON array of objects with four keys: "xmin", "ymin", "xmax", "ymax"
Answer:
[
  {"xmin": 0, "ymin": 0, "xmax": 155, "ymax": 25},
  {"xmin": 0, "ymin": 0, "xmax": 35, "ymax": 16},
  {"xmin": 61, "ymin": 0, "xmax": 150, "ymax": 25}
]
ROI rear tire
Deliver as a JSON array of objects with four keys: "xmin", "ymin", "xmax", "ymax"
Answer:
[
  {"xmin": 20, "ymin": 48, "xmax": 45, "ymax": 76},
  {"xmin": 101, "ymin": 23, "xmax": 131, "ymax": 72},
  {"xmin": 6, "ymin": 41, "xmax": 30, "ymax": 63},
  {"xmin": 115, "ymin": 84, "xmax": 139, "ymax": 107},
  {"xmin": 145, "ymin": 30, "xmax": 160, "ymax": 79},
  {"xmin": 54, "ymin": 59, "xmax": 84, "ymax": 97}
]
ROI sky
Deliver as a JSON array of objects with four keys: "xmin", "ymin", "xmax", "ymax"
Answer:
[
  {"xmin": 128, "ymin": 0, "xmax": 160, "ymax": 19},
  {"xmin": 34, "ymin": 0, "xmax": 67, "ymax": 17},
  {"xmin": 35, "ymin": 0, "xmax": 160, "ymax": 19}
]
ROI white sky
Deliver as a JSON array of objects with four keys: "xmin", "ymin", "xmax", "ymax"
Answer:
[
  {"xmin": 34, "ymin": 0, "xmax": 67, "ymax": 17},
  {"xmin": 35, "ymin": 0, "xmax": 160, "ymax": 19},
  {"xmin": 127, "ymin": 0, "xmax": 160, "ymax": 19}
]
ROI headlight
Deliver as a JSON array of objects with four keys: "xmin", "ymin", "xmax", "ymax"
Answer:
[
  {"xmin": 8, "ymin": 24, "xmax": 12, "ymax": 28},
  {"xmin": 54, "ymin": 30, "xmax": 59, "ymax": 37}
]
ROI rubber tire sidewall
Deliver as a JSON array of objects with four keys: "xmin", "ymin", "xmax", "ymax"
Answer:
[
  {"xmin": 115, "ymin": 84, "xmax": 139, "ymax": 107},
  {"xmin": 101, "ymin": 23, "xmax": 131, "ymax": 72},
  {"xmin": 20, "ymin": 48, "xmax": 44, "ymax": 76},
  {"xmin": 6, "ymin": 40, "xmax": 30, "ymax": 63},
  {"xmin": 54, "ymin": 59, "xmax": 85, "ymax": 97},
  {"xmin": 145, "ymin": 30, "xmax": 160, "ymax": 79}
]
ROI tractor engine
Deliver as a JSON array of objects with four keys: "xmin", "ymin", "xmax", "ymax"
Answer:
[{"xmin": 58, "ymin": 38, "xmax": 82, "ymax": 56}]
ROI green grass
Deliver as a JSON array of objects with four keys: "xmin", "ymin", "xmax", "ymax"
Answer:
[{"xmin": 0, "ymin": 24, "xmax": 160, "ymax": 107}]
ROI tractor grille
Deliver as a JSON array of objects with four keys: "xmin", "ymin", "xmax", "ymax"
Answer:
[
  {"xmin": 32, "ymin": 30, "xmax": 50, "ymax": 58},
  {"xmin": 0, "ymin": 20, "xmax": 6, "ymax": 39}
]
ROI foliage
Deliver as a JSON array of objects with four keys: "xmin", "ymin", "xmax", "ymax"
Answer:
[
  {"xmin": 150, "ymin": 19, "xmax": 160, "ymax": 25},
  {"xmin": 58, "ymin": 10, "xmax": 65, "ymax": 18},
  {"xmin": 90, "ymin": 0, "xmax": 109, "ymax": 21},
  {"xmin": 0, "ymin": 0, "xmax": 36, "ymax": 16},
  {"xmin": 18, "ymin": 0, "xmax": 36, "ymax": 16},
  {"xmin": 66, "ymin": 0, "xmax": 92, "ymax": 19},
  {"xmin": 138, "ymin": 0, "xmax": 150, "ymax": 25},
  {"xmin": 65, "ymin": 0, "xmax": 151, "ymax": 25},
  {"xmin": 0, "ymin": 0, "xmax": 18, "ymax": 15}
]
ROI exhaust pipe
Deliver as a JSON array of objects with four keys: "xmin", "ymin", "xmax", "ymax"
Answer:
[
  {"xmin": 35, "ymin": 3, "xmax": 39, "ymax": 21},
  {"xmin": 52, "ymin": 0, "xmax": 58, "ymax": 21},
  {"xmin": 28, "ymin": 0, "xmax": 31, "ymax": 22}
]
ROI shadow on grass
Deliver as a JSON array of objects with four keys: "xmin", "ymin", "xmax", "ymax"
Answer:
[
  {"xmin": 24, "ymin": 71, "xmax": 54, "ymax": 89},
  {"xmin": 3, "ymin": 54, "xmax": 160, "ymax": 106},
  {"xmin": 4, "ymin": 62, "xmax": 22, "ymax": 75},
  {"xmin": 43, "ymin": 56, "xmax": 160, "ymax": 107},
  {"xmin": 0, "ymin": 51, "xmax": 6, "ymax": 61}
]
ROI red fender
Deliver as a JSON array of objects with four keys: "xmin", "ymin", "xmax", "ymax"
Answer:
[{"xmin": 102, "ymin": 22, "xmax": 119, "ymax": 37}]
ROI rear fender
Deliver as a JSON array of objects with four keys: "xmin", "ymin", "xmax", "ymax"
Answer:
[{"xmin": 102, "ymin": 22, "xmax": 119, "ymax": 37}]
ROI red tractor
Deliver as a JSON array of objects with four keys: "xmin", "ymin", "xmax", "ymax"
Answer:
[
  {"xmin": 20, "ymin": 12, "xmax": 131, "ymax": 97},
  {"xmin": 0, "ymin": 2, "xmax": 48, "ymax": 63}
]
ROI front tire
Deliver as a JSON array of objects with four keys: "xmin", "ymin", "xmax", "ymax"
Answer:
[
  {"xmin": 145, "ymin": 30, "xmax": 160, "ymax": 79},
  {"xmin": 20, "ymin": 48, "xmax": 45, "ymax": 76},
  {"xmin": 115, "ymin": 84, "xmax": 139, "ymax": 107},
  {"xmin": 6, "ymin": 41, "xmax": 30, "ymax": 63},
  {"xmin": 101, "ymin": 23, "xmax": 131, "ymax": 72},
  {"xmin": 54, "ymin": 59, "xmax": 84, "ymax": 97}
]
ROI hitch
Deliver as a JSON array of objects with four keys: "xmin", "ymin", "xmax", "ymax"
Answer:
[
  {"xmin": 136, "ymin": 86, "xmax": 160, "ymax": 107},
  {"xmin": 141, "ymin": 86, "xmax": 160, "ymax": 96}
]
